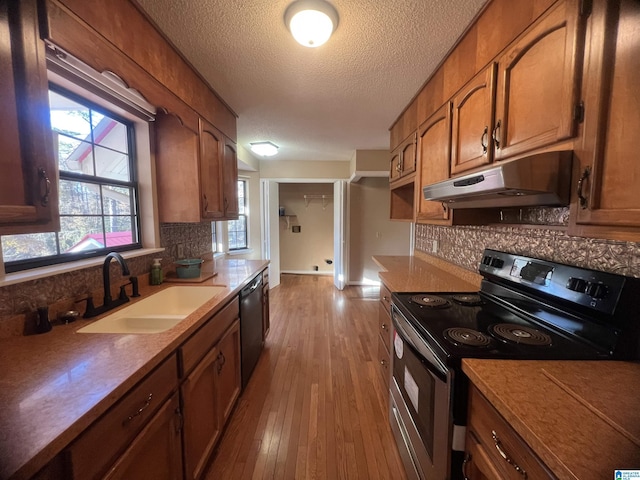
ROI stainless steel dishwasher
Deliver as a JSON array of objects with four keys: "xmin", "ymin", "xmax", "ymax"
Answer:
[{"xmin": 240, "ymin": 273, "xmax": 263, "ymax": 388}]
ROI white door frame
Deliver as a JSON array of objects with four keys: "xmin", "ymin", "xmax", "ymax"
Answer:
[{"xmin": 260, "ymin": 178, "xmax": 347, "ymax": 289}]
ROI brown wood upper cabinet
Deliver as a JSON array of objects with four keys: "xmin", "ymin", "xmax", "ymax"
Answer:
[
  {"xmin": 222, "ymin": 138, "xmax": 239, "ymax": 219},
  {"xmin": 199, "ymin": 117, "xmax": 225, "ymax": 219},
  {"xmin": 415, "ymin": 103, "xmax": 452, "ymax": 224},
  {"xmin": 155, "ymin": 111, "xmax": 238, "ymax": 222},
  {"xmin": 0, "ymin": 0, "xmax": 59, "ymax": 235},
  {"xmin": 570, "ymin": 0, "xmax": 640, "ymax": 237},
  {"xmin": 390, "ymin": 132, "xmax": 417, "ymax": 184},
  {"xmin": 451, "ymin": 64, "xmax": 497, "ymax": 175},
  {"xmin": 492, "ymin": 0, "xmax": 585, "ymax": 161}
]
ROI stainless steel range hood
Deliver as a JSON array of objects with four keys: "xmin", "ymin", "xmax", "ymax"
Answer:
[{"xmin": 422, "ymin": 151, "xmax": 573, "ymax": 209}]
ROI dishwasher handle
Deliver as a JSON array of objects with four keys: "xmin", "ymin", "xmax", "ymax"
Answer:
[{"xmin": 242, "ymin": 276, "xmax": 262, "ymax": 296}]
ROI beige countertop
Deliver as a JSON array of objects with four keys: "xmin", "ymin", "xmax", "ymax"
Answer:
[
  {"xmin": 463, "ymin": 359, "xmax": 640, "ymax": 479},
  {"xmin": 373, "ymin": 252, "xmax": 482, "ymax": 292},
  {"xmin": 0, "ymin": 258, "xmax": 268, "ymax": 480}
]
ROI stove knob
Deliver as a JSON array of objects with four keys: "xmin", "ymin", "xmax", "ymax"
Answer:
[
  {"xmin": 490, "ymin": 258, "xmax": 504, "ymax": 268},
  {"xmin": 585, "ymin": 282, "xmax": 607, "ymax": 299},
  {"xmin": 566, "ymin": 277, "xmax": 587, "ymax": 292}
]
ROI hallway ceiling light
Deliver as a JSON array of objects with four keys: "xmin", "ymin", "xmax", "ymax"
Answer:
[
  {"xmin": 284, "ymin": 0, "xmax": 339, "ymax": 48},
  {"xmin": 250, "ymin": 141, "xmax": 279, "ymax": 157}
]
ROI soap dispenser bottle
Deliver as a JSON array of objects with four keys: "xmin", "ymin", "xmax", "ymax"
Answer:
[{"xmin": 150, "ymin": 258, "xmax": 163, "ymax": 285}]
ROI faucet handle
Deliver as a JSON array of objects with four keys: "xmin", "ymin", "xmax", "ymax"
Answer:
[
  {"xmin": 118, "ymin": 285, "xmax": 129, "ymax": 302},
  {"xmin": 76, "ymin": 295, "xmax": 97, "ymax": 318},
  {"xmin": 129, "ymin": 276, "xmax": 140, "ymax": 297}
]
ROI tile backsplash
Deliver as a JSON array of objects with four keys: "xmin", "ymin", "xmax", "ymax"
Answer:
[
  {"xmin": 415, "ymin": 223, "xmax": 640, "ymax": 278},
  {"xmin": 0, "ymin": 222, "xmax": 213, "ymax": 337}
]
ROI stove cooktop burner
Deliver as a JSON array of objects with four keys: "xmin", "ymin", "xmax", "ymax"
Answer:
[
  {"xmin": 490, "ymin": 324, "xmax": 553, "ymax": 346},
  {"xmin": 410, "ymin": 294, "xmax": 450, "ymax": 308},
  {"xmin": 451, "ymin": 294, "xmax": 483, "ymax": 306},
  {"xmin": 444, "ymin": 328, "xmax": 492, "ymax": 347}
]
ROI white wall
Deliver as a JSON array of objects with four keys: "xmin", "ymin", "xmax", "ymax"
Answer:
[
  {"xmin": 348, "ymin": 177, "xmax": 411, "ymax": 284},
  {"xmin": 279, "ymin": 183, "xmax": 334, "ymax": 274}
]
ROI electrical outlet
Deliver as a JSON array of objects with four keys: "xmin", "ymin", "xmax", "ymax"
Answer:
[
  {"xmin": 431, "ymin": 240, "xmax": 438, "ymax": 253},
  {"xmin": 177, "ymin": 243, "xmax": 184, "ymax": 259}
]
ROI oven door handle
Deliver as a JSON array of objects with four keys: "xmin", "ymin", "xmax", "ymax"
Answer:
[{"xmin": 392, "ymin": 308, "xmax": 449, "ymax": 381}]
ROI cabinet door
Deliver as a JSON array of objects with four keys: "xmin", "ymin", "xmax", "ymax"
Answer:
[
  {"xmin": 389, "ymin": 133, "xmax": 417, "ymax": 185},
  {"xmin": 105, "ymin": 393, "xmax": 183, "ymax": 480},
  {"xmin": 262, "ymin": 283, "xmax": 270, "ymax": 340},
  {"xmin": 223, "ymin": 137, "xmax": 239, "ymax": 219},
  {"xmin": 493, "ymin": 0, "xmax": 585, "ymax": 160},
  {"xmin": 155, "ymin": 110, "xmax": 201, "ymax": 222},
  {"xmin": 451, "ymin": 64, "xmax": 497, "ymax": 175},
  {"xmin": 571, "ymin": 0, "xmax": 640, "ymax": 236},
  {"xmin": 415, "ymin": 103, "xmax": 452, "ymax": 224},
  {"xmin": 199, "ymin": 117, "xmax": 224, "ymax": 219},
  {"xmin": 389, "ymin": 147, "xmax": 401, "ymax": 182},
  {"xmin": 0, "ymin": 0, "xmax": 59, "ymax": 235},
  {"xmin": 182, "ymin": 345, "xmax": 222, "ymax": 480},
  {"xmin": 400, "ymin": 133, "xmax": 417, "ymax": 177},
  {"xmin": 217, "ymin": 320, "xmax": 241, "ymax": 425}
]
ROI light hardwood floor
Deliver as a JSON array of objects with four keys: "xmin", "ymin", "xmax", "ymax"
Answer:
[{"xmin": 205, "ymin": 274, "xmax": 407, "ymax": 480}]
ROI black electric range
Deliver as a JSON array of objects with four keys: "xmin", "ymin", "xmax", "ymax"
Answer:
[
  {"xmin": 392, "ymin": 249, "xmax": 640, "ymax": 367},
  {"xmin": 388, "ymin": 249, "xmax": 640, "ymax": 480}
]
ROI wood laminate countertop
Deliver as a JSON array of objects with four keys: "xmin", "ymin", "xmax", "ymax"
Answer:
[
  {"xmin": 463, "ymin": 359, "xmax": 640, "ymax": 479},
  {"xmin": 0, "ymin": 258, "xmax": 268, "ymax": 480},
  {"xmin": 373, "ymin": 252, "xmax": 482, "ymax": 292}
]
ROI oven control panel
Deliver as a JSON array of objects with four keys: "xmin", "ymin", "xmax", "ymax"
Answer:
[{"xmin": 480, "ymin": 249, "xmax": 625, "ymax": 315}]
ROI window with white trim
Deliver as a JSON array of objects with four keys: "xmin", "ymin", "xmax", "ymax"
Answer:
[
  {"xmin": 228, "ymin": 179, "xmax": 248, "ymax": 250},
  {"xmin": 1, "ymin": 85, "xmax": 141, "ymax": 272}
]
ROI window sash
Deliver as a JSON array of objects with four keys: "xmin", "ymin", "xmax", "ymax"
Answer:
[{"xmin": 2, "ymin": 84, "xmax": 141, "ymax": 273}]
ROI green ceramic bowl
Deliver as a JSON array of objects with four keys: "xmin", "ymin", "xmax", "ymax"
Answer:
[{"xmin": 175, "ymin": 258, "xmax": 204, "ymax": 278}]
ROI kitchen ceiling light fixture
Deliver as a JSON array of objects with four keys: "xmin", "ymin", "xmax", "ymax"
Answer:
[
  {"xmin": 250, "ymin": 141, "xmax": 279, "ymax": 157},
  {"xmin": 284, "ymin": 0, "xmax": 339, "ymax": 48}
]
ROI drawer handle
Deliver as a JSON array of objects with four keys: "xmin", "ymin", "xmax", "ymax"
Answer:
[
  {"xmin": 124, "ymin": 393, "xmax": 153, "ymax": 424},
  {"xmin": 217, "ymin": 351, "xmax": 226, "ymax": 374},
  {"xmin": 380, "ymin": 359, "xmax": 387, "ymax": 367},
  {"xmin": 492, "ymin": 430, "xmax": 527, "ymax": 479},
  {"xmin": 383, "ymin": 296, "xmax": 389, "ymax": 302},
  {"xmin": 462, "ymin": 452, "xmax": 471, "ymax": 480},
  {"xmin": 381, "ymin": 323, "xmax": 388, "ymax": 331}
]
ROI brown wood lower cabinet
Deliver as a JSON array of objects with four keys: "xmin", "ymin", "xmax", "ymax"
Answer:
[
  {"xmin": 180, "ymin": 300, "xmax": 241, "ymax": 480},
  {"xmin": 105, "ymin": 392, "xmax": 183, "ymax": 480},
  {"xmin": 65, "ymin": 355, "xmax": 179, "ymax": 479},
  {"xmin": 377, "ymin": 282, "xmax": 393, "ymax": 393},
  {"xmin": 464, "ymin": 385, "xmax": 555, "ymax": 479}
]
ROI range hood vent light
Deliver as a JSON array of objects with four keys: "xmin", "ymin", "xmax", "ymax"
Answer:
[{"xmin": 423, "ymin": 151, "xmax": 573, "ymax": 209}]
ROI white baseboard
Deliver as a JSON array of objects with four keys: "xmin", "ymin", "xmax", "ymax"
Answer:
[{"xmin": 281, "ymin": 270, "xmax": 333, "ymax": 276}]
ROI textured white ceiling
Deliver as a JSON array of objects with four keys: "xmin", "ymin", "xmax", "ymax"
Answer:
[{"xmin": 134, "ymin": 0, "xmax": 488, "ymax": 162}]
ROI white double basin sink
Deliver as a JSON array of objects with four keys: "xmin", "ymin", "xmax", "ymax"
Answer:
[{"xmin": 77, "ymin": 286, "xmax": 227, "ymax": 334}]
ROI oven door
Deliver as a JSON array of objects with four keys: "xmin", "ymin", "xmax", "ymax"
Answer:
[{"xmin": 390, "ymin": 306, "xmax": 452, "ymax": 480}]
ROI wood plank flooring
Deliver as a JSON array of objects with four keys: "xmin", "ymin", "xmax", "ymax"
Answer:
[{"xmin": 205, "ymin": 274, "xmax": 407, "ymax": 480}]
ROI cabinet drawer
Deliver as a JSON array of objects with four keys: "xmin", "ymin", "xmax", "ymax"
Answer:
[
  {"xmin": 468, "ymin": 386, "xmax": 555, "ymax": 480},
  {"xmin": 180, "ymin": 296, "xmax": 239, "ymax": 376},
  {"xmin": 67, "ymin": 354, "xmax": 178, "ymax": 479},
  {"xmin": 380, "ymin": 283, "xmax": 392, "ymax": 313},
  {"xmin": 378, "ymin": 303, "xmax": 392, "ymax": 353}
]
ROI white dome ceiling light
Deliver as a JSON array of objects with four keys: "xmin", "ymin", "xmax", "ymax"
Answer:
[
  {"xmin": 250, "ymin": 141, "xmax": 279, "ymax": 157},
  {"xmin": 284, "ymin": 0, "xmax": 339, "ymax": 48}
]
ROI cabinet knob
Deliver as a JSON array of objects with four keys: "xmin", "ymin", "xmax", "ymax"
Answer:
[
  {"xmin": 380, "ymin": 359, "xmax": 386, "ymax": 367},
  {"xmin": 492, "ymin": 120, "xmax": 501, "ymax": 150},
  {"xmin": 381, "ymin": 323, "xmax": 387, "ymax": 330},
  {"xmin": 38, "ymin": 168, "xmax": 51, "ymax": 207},
  {"xmin": 481, "ymin": 126, "xmax": 488, "ymax": 155},
  {"xmin": 492, "ymin": 430, "xmax": 527, "ymax": 478},
  {"xmin": 577, "ymin": 166, "xmax": 591, "ymax": 209}
]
